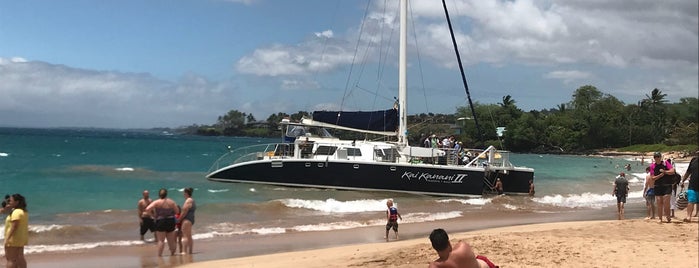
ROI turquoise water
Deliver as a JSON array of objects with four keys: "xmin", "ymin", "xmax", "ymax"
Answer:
[{"xmin": 0, "ymin": 127, "xmax": 655, "ymax": 254}]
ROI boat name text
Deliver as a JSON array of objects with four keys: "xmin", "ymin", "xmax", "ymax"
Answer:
[{"xmin": 401, "ymin": 172, "xmax": 467, "ymax": 184}]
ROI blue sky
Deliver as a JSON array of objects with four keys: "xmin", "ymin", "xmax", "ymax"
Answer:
[{"xmin": 1, "ymin": 0, "xmax": 697, "ymax": 128}]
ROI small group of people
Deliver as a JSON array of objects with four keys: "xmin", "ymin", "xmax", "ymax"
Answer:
[
  {"xmin": 635, "ymin": 151, "xmax": 698, "ymax": 223},
  {"xmin": 383, "ymin": 199, "xmax": 499, "ymax": 267},
  {"xmin": 422, "ymin": 134, "xmax": 470, "ymax": 165},
  {"xmin": 2, "ymin": 194, "xmax": 28, "ymax": 268},
  {"xmin": 138, "ymin": 188, "xmax": 196, "ymax": 257}
]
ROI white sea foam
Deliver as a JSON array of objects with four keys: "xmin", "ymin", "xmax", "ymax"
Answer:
[
  {"xmin": 0, "ymin": 152, "xmax": 8, "ymax": 157},
  {"xmin": 207, "ymin": 189, "xmax": 230, "ymax": 193},
  {"xmin": 201, "ymin": 211, "xmax": 463, "ymax": 237},
  {"xmin": 0, "ymin": 224, "xmax": 66, "ymax": 240},
  {"xmin": 503, "ymin": 204, "xmax": 519, "ymax": 210},
  {"xmin": 30, "ymin": 224, "xmax": 65, "ymax": 233},
  {"xmin": 437, "ymin": 198, "xmax": 492, "ymax": 206},
  {"xmin": 22, "ymin": 240, "xmax": 145, "ymax": 255},
  {"xmin": 114, "ymin": 167, "xmax": 134, "ymax": 171},
  {"xmin": 534, "ymin": 192, "xmax": 617, "ymax": 208},
  {"xmin": 279, "ymin": 198, "xmax": 389, "ymax": 213},
  {"xmin": 250, "ymin": 227, "xmax": 286, "ymax": 235}
]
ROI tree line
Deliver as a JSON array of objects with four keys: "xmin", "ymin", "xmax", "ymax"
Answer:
[{"xmin": 178, "ymin": 85, "xmax": 697, "ymax": 153}]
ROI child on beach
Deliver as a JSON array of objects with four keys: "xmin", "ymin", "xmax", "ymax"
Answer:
[
  {"xmin": 643, "ymin": 167, "xmax": 656, "ymax": 220},
  {"xmin": 613, "ymin": 172, "xmax": 629, "ymax": 220},
  {"xmin": 385, "ymin": 199, "xmax": 402, "ymax": 242},
  {"xmin": 175, "ymin": 205, "xmax": 183, "ymax": 254}
]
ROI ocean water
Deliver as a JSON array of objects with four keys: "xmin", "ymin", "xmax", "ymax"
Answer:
[{"xmin": 0, "ymin": 127, "xmax": 685, "ymax": 255}]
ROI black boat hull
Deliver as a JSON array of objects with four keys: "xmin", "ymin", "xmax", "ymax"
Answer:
[{"xmin": 207, "ymin": 159, "xmax": 533, "ymax": 197}]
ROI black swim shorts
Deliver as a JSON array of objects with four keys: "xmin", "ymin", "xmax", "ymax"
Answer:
[
  {"xmin": 140, "ymin": 217, "xmax": 155, "ymax": 235},
  {"xmin": 155, "ymin": 217, "xmax": 176, "ymax": 232},
  {"xmin": 386, "ymin": 220, "xmax": 398, "ymax": 231},
  {"xmin": 654, "ymin": 185, "xmax": 672, "ymax": 196}
]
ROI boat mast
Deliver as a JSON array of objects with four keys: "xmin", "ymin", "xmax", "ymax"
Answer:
[
  {"xmin": 441, "ymin": 0, "xmax": 483, "ymax": 142},
  {"xmin": 398, "ymin": 0, "xmax": 408, "ymax": 146}
]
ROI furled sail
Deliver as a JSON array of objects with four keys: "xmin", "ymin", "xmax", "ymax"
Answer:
[{"xmin": 312, "ymin": 109, "xmax": 398, "ymax": 132}]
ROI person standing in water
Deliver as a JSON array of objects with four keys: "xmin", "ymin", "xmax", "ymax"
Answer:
[
  {"xmin": 4, "ymin": 194, "xmax": 28, "ymax": 268},
  {"xmin": 613, "ymin": 172, "xmax": 629, "ymax": 220},
  {"xmin": 145, "ymin": 188, "xmax": 180, "ymax": 257},
  {"xmin": 137, "ymin": 190, "xmax": 155, "ymax": 241},
  {"xmin": 180, "ymin": 187, "xmax": 196, "ymax": 255},
  {"xmin": 384, "ymin": 199, "xmax": 402, "ymax": 242}
]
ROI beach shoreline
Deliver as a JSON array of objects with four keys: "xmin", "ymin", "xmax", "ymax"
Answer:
[
  {"xmin": 19, "ymin": 205, "xmax": 698, "ymax": 268},
  {"xmin": 181, "ymin": 218, "xmax": 698, "ymax": 268}
]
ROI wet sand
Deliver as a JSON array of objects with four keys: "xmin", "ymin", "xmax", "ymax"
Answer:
[{"xmin": 18, "ymin": 205, "xmax": 698, "ymax": 267}]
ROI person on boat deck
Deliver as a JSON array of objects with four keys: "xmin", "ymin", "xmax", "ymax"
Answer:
[
  {"xmin": 423, "ymin": 135, "xmax": 432, "ymax": 148},
  {"xmin": 430, "ymin": 135, "xmax": 439, "ymax": 149},
  {"xmin": 428, "ymin": 228, "xmax": 499, "ymax": 268},
  {"xmin": 441, "ymin": 137, "xmax": 451, "ymax": 149}
]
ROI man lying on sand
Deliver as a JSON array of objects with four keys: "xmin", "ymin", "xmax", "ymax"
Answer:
[{"xmin": 428, "ymin": 228, "xmax": 498, "ymax": 268}]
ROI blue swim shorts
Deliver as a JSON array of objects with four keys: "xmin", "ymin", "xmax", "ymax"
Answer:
[{"xmin": 687, "ymin": 189, "xmax": 697, "ymax": 204}]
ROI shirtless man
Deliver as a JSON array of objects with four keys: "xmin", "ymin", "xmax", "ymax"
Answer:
[
  {"xmin": 428, "ymin": 229, "xmax": 498, "ymax": 268},
  {"xmin": 137, "ymin": 190, "xmax": 155, "ymax": 241}
]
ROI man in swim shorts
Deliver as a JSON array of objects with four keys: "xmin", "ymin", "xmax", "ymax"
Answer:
[
  {"xmin": 613, "ymin": 172, "xmax": 629, "ymax": 220},
  {"xmin": 428, "ymin": 228, "xmax": 499, "ymax": 268},
  {"xmin": 137, "ymin": 190, "xmax": 155, "ymax": 241}
]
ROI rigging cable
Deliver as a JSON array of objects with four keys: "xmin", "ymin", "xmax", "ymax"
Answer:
[
  {"xmin": 441, "ymin": 0, "xmax": 483, "ymax": 142},
  {"xmin": 408, "ymin": 0, "xmax": 431, "ymax": 117}
]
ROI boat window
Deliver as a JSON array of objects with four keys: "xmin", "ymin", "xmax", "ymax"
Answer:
[
  {"xmin": 315, "ymin": 146, "xmax": 337, "ymax": 156},
  {"xmin": 382, "ymin": 148, "xmax": 399, "ymax": 162},
  {"xmin": 374, "ymin": 149, "xmax": 384, "ymax": 157},
  {"xmin": 347, "ymin": 148, "xmax": 362, "ymax": 157},
  {"xmin": 286, "ymin": 126, "xmax": 306, "ymax": 138}
]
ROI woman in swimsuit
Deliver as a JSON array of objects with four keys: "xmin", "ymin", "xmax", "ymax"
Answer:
[
  {"xmin": 180, "ymin": 187, "xmax": 196, "ymax": 255},
  {"xmin": 145, "ymin": 188, "xmax": 180, "ymax": 256}
]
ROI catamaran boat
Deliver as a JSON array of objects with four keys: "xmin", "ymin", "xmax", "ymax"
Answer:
[{"xmin": 206, "ymin": 0, "xmax": 534, "ymax": 197}]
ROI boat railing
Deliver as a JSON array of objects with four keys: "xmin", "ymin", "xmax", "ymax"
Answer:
[
  {"xmin": 465, "ymin": 145, "xmax": 515, "ymax": 169},
  {"xmin": 207, "ymin": 143, "xmax": 290, "ymax": 173},
  {"xmin": 403, "ymin": 145, "xmax": 515, "ymax": 168}
]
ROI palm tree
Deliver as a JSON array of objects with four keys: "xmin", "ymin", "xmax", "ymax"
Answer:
[
  {"xmin": 643, "ymin": 88, "xmax": 667, "ymax": 108},
  {"xmin": 499, "ymin": 95, "xmax": 515, "ymax": 108},
  {"xmin": 643, "ymin": 88, "xmax": 668, "ymax": 143},
  {"xmin": 556, "ymin": 103, "xmax": 567, "ymax": 113}
]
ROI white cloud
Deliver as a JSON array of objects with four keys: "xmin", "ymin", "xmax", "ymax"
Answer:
[
  {"xmin": 235, "ymin": 27, "xmax": 359, "ymax": 77},
  {"xmin": 219, "ymin": 0, "xmax": 258, "ymax": 5},
  {"xmin": 544, "ymin": 70, "xmax": 592, "ymax": 84},
  {"xmin": 0, "ymin": 59, "xmax": 239, "ymax": 128},
  {"xmin": 281, "ymin": 79, "xmax": 320, "ymax": 90},
  {"xmin": 314, "ymin": 30, "xmax": 334, "ymax": 38}
]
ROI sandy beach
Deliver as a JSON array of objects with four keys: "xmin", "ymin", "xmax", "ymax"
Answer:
[
  {"xmin": 14, "ymin": 151, "xmax": 698, "ymax": 268},
  {"xmin": 178, "ymin": 218, "xmax": 698, "ymax": 268},
  {"xmin": 23, "ymin": 212, "xmax": 697, "ymax": 268}
]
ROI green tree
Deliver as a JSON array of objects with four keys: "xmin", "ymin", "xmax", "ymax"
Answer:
[
  {"xmin": 641, "ymin": 88, "xmax": 668, "ymax": 143},
  {"xmin": 217, "ymin": 110, "xmax": 247, "ymax": 135}
]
